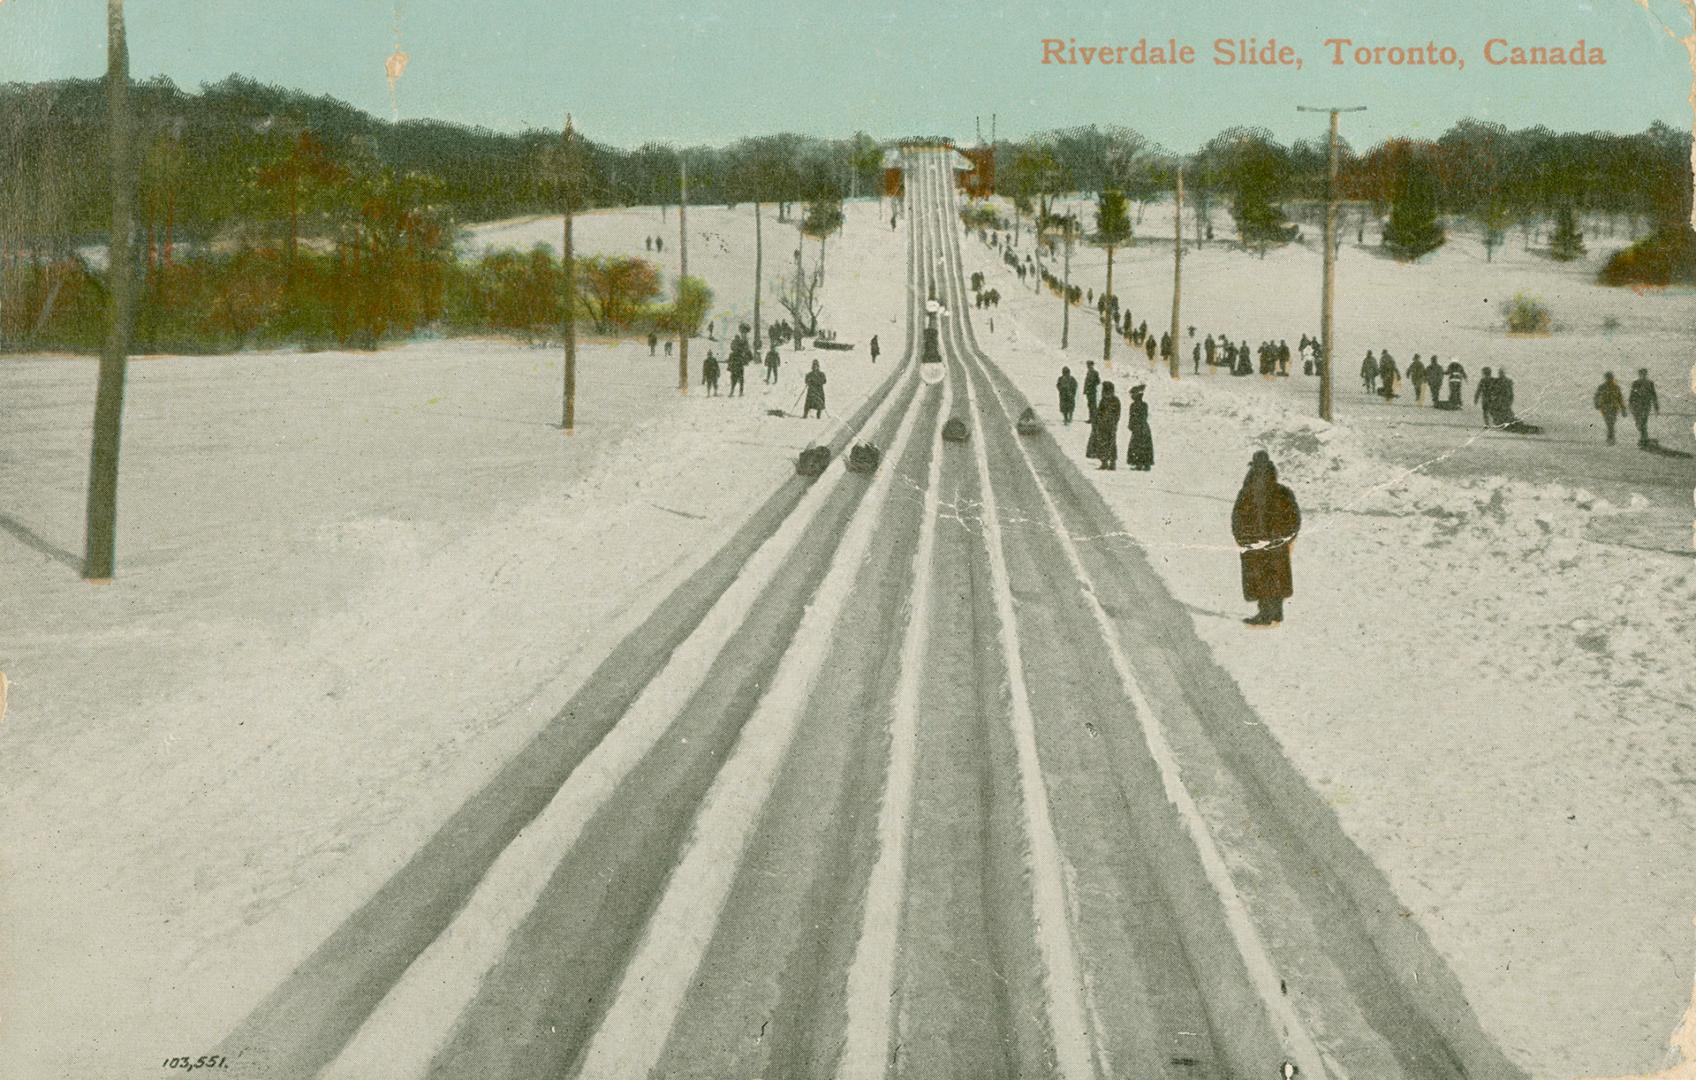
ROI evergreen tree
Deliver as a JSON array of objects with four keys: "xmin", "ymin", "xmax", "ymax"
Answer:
[
  {"xmin": 1550, "ymin": 203, "xmax": 1586, "ymax": 261},
  {"xmin": 1381, "ymin": 154, "xmax": 1446, "ymax": 260},
  {"xmin": 1093, "ymin": 188, "xmax": 1131, "ymax": 362},
  {"xmin": 1231, "ymin": 187, "xmax": 1297, "ymax": 257}
]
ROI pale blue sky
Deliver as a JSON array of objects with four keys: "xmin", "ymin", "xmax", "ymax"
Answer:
[{"xmin": 1, "ymin": 0, "xmax": 1690, "ymax": 149}]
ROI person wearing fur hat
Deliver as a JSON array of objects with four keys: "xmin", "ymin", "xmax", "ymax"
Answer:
[{"xmin": 1231, "ymin": 450, "xmax": 1301, "ymax": 626}]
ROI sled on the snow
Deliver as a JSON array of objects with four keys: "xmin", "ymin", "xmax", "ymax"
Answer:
[
  {"xmin": 1497, "ymin": 418, "xmax": 1544, "ymax": 435},
  {"xmin": 815, "ymin": 340, "xmax": 855, "ymax": 352},
  {"xmin": 796, "ymin": 445, "xmax": 832, "ymax": 477},
  {"xmin": 942, "ymin": 417, "xmax": 970, "ymax": 443},
  {"xmin": 847, "ymin": 442, "xmax": 882, "ymax": 473},
  {"xmin": 1015, "ymin": 407, "xmax": 1043, "ymax": 436}
]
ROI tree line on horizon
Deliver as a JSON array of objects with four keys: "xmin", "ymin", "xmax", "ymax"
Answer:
[
  {"xmin": 991, "ymin": 121, "xmax": 1693, "ymax": 277},
  {"xmin": 1, "ymin": 74, "xmax": 1692, "ymax": 357}
]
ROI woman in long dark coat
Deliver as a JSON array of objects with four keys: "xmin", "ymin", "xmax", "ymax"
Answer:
[
  {"xmin": 1231, "ymin": 450, "xmax": 1301, "ymax": 626},
  {"xmin": 1125, "ymin": 385, "xmax": 1153, "ymax": 470},
  {"xmin": 1087, "ymin": 382, "xmax": 1120, "ymax": 469}
]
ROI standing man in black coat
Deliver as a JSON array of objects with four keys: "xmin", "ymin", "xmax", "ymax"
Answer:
[
  {"xmin": 1629, "ymin": 368, "xmax": 1661, "ymax": 447},
  {"xmin": 1083, "ymin": 360, "xmax": 1101, "ymax": 425},
  {"xmin": 1232, "ymin": 450, "xmax": 1301, "ymax": 627},
  {"xmin": 1057, "ymin": 366, "xmax": 1079, "ymax": 425},
  {"xmin": 869, "ymin": 335, "xmax": 881, "ymax": 364},
  {"xmin": 726, "ymin": 334, "xmax": 750, "ymax": 397},
  {"xmin": 802, "ymin": 360, "xmax": 827, "ymax": 418},
  {"xmin": 764, "ymin": 344, "xmax": 781, "ymax": 384}
]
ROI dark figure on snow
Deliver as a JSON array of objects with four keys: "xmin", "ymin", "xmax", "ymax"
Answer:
[
  {"xmin": 1232, "ymin": 450, "xmax": 1302, "ymax": 627},
  {"xmin": 655, "ymin": 236, "xmax": 663, "ymax": 253},
  {"xmin": 1474, "ymin": 367, "xmax": 1497, "ymax": 425},
  {"xmin": 648, "ymin": 331, "xmax": 658, "ymax": 356},
  {"xmin": 1407, "ymin": 355, "xmax": 1427, "ymax": 404},
  {"xmin": 1278, "ymin": 340, "xmax": 1291, "ymax": 376},
  {"xmin": 1192, "ymin": 343, "xmax": 1202, "ymax": 375},
  {"xmin": 726, "ymin": 338, "xmax": 749, "ymax": 396},
  {"xmin": 765, "ymin": 344, "xmax": 781, "ymax": 384},
  {"xmin": 1145, "ymin": 336, "xmax": 1158, "ymax": 365},
  {"xmin": 1125, "ymin": 385, "xmax": 1153, "ymax": 471},
  {"xmin": 1629, "ymin": 369, "xmax": 1660, "ymax": 447},
  {"xmin": 702, "ymin": 351, "xmax": 721, "ymax": 396},
  {"xmin": 1426, "ymin": 356, "xmax": 1446, "ymax": 404},
  {"xmin": 645, "ymin": 236, "xmax": 652, "ymax": 252},
  {"xmin": 1378, "ymin": 352, "xmax": 1399, "ymax": 400},
  {"xmin": 1494, "ymin": 368, "xmax": 1522, "ymax": 427},
  {"xmin": 1234, "ymin": 344, "xmax": 1254, "ymax": 377},
  {"xmin": 1057, "ymin": 366, "xmax": 1079, "ymax": 425},
  {"xmin": 1204, "ymin": 336, "xmax": 1217, "ymax": 367},
  {"xmin": 665, "ymin": 339, "xmax": 674, "ymax": 357},
  {"xmin": 1594, "ymin": 372, "xmax": 1626, "ymax": 443},
  {"xmin": 1088, "ymin": 382, "xmax": 1121, "ymax": 470},
  {"xmin": 1361, "ymin": 351, "xmax": 1378, "ymax": 394},
  {"xmin": 803, "ymin": 360, "xmax": 827, "ymax": 418},
  {"xmin": 1083, "ymin": 361, "xmax": 1101, "ymax": 424},
  {"xmin": 870, "ymin": 335, "xmax": 881, "ymax": 364}
]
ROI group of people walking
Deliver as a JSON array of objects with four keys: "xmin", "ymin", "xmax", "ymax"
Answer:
[
  {"xmin": 1593, "ymin": 369, "xmax": 1661, "ymax": 446},
  {"xmin": 1057, "ymin": 361, "xmax": 1154, "ymax": 471}
]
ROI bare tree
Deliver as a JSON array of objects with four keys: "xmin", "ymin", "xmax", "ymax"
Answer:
[{"xmin": 773, "ymin": 255, "xmax": 823, "ymax": 340}]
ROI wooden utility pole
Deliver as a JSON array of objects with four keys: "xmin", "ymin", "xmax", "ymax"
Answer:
[
  {"xmin": 752, "ymin": 201, "xmax": 762, "ymax": 359},
  {"xmin": 561, "ymin": 113, "xmax": 577, "ymax": 433},
  {"xmin": 1060, "ymin": 218, "xmax": 1072, "ymax": 349},
  {"xmin": 1102, "ymin": 243, "xmax": 1114, "ymax": 368},
  {"xmin": 1299, "ymin": 105, "xmax": 1366, "ymax": 421},
  {"xmin": 1169, "ymin": 165, "xmax": 1183, "ymax": 379},
  {"xmin": 677, "ymin": 156, "xmax": 689, "ymax": 393},
  {"xmin": 83, "ymin": 0, "xmax": 136, "ymax": 581}
]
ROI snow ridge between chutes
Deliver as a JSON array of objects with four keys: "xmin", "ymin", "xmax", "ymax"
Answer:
[
  {"xmin": 918, "ymin": 151, "xmax": 1102, "ymax": 1080},
  {"xmin": 571, "ymin": 324, "xmax": 933, "ymax": 1080},
  {"xmin": 936, "ymin": 163, "xmax": 1337, "ymax": 1080},
  {"xmin": 316, "ymin": 368, "xmax": 921, "ymax": 1079}
]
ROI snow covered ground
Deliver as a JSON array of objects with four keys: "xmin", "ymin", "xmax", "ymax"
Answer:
[
  {"xmin": 958, "ymin": 210, "xmax": 1696, "ymax": 1079},
  {"xmin": 4, "ymin": 183, "xmax": 1691, "ymax": 1079},
  {"xmin": 0, "ymin": 198, "xmax": 905, "ymax": 1077}
]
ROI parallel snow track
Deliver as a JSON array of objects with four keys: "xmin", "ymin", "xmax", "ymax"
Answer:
[{"xmin": 919, "ymin": 152, "xmax": 1335, "ymax": 1078}]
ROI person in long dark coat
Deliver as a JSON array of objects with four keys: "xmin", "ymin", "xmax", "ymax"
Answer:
[
  {"xmin": 1594, "ymin": 371, "xmax": 1626, "ymax": 443},
  {"xmin": 1144, "ymin": 336, "xmax": 1157, "ymax": 365},
  {"xmin": 764, "ymin": 344, "xmax": 781, "ymax": 384},
  {"xmin": 1057, "ymin": 366, "xmax": 1079, "ymax": 424},
  {"xmin": 702, "ymin": 350, "xmax": 721, "ymax": 396},
  {"xmin": 1231, "ymin": 450, "xmax": 1301, "ymax": 626},
  {"xmin": 1426, "ymin": 355, "xmax": 1447, "ymax": 403},
  {"xmin": 1407, "ymin": 355, "xmax": 1427, "ymax": 404},
  {"xmin": 802, "ymin": 360, "xmax": 827, "ymax": 418},
  {"xmin": 726, "ymin": 335, "xmax": 750, "ymax": 397},
  {"xmin": 1125, "ymin": 385, "xmax": 1153, "ymax": 470},
  {"xmin": 1083, "ymin": 360, "xmax": 1101, "ymax": 424},
  {"xmin": 1474, "ymin": 367, "xmax": 1498, "ymax": 425},
  {"xmin": 869, "ymin": 335, "xmax": 881, "ymax": 364},
  {"xmin": 1629, "ymin": 368, "xmax": 1660, "ymax": 446},
  {"xmin": 1087, "ymin": 382, "xmax": 1120, "ymax": 469}
]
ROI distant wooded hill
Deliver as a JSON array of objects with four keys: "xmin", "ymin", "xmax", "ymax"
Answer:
[{"xmin": 2, "ymin": 75, "xmax": 1689, "ymax": 253}]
